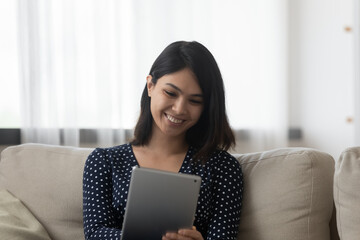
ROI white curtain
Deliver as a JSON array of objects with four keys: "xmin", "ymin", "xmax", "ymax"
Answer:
[
  {"xmin": 18, "ymin": 0, "xmax": 288, "ymax": 152},
  {"xmin": 355, "ymin": 0, "xmax": 360, "ymax": 146}
]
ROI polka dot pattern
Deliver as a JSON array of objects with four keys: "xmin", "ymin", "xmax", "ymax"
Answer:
[{"xmin": 83, "ymin": 144, "xmax": 243, "ymax": 239}]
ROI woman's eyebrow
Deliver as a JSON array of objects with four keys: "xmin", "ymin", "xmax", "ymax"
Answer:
[
  {"xmin": 165, "ymin": 83, "xmax": 182, "ymax": 92},
  {"xmin": 165, "ymin": 83, "xmax": 203, "ymax": 97}
]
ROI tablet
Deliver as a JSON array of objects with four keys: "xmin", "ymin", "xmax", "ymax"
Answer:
[{"xmin": 120, "ymin": 166, "xmax": 201, "ymax": 240}]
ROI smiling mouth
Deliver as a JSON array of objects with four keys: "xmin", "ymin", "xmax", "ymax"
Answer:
[{"xmin": 165, "ymin": 113, "xmax": 184, "ymax": 124}]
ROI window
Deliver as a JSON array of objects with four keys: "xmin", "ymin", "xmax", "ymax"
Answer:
[{"xmin": 0, "ymin": 1, "xmax": 20, "ymax": 128}]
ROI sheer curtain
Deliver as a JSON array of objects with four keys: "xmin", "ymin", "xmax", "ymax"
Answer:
[
  {"xmin": 355, "ymin": 0, "xmax": 360, "ymax": 146},
  {"xmin": 18, "ymin": 0, "xmax": 288, "ymax": 152}
]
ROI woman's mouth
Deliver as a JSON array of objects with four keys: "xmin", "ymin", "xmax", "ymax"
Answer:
[{"xmin": 165, "ymin": 113, "xmax": 184, "ymax": 124}]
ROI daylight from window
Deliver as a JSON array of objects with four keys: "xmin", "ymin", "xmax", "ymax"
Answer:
[{"xmin": 0, "ymin": 1, "xmax": 20, "ymax": 128}]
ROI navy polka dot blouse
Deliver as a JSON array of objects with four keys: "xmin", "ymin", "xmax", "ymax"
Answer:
[{"xmin": 83, "ymin": 144, "xmax": 243, "ymax": 239}]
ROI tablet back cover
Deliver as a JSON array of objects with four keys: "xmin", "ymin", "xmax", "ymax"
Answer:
[{"xmin": 121, "ymin": 167, "xmax": 201, "ymax": 240}]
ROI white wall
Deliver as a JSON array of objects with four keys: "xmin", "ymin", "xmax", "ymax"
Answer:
[{"xmin": 289, "ymin": 0, "xmax": 356, "ymax": 159}]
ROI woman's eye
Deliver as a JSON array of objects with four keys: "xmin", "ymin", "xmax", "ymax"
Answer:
[
  {"xmin": 164, "ymin": 90, "xmax": 176, "ymax": 97},
  {"xmin": 190, "ymin": 99, "xmax": 203, "ymax": 105}
]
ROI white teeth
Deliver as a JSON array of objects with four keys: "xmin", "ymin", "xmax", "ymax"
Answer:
[{"xmin": 166, "ymin": 114, "xmax": 183, "ymax": 124}]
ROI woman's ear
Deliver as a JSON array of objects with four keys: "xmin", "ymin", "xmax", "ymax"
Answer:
[{"xmin": 146, "ymin": 75, "xmax": 154, "ymax": 97}]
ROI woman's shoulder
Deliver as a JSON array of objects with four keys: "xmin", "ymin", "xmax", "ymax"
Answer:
[
  {"xmin": 85, "ymin": 143, "xmax": 137, "ymax": 176},
  {"xmin": 89, "ymin": 143, "xmax": 131, "ymax": 154},
  {"xmin": 87, "ymin": 143, "xmax": 133, "ymax": 161},
  {"xmin": 206, "ymin": 150, "xmax": 243, "ymax": 188},
  {"xmin": 206, "ymin": 149, "xmax": 242, "ymax": 171},
  {"xmin": 208, "ymin": 148, "xmax": 238, "ymax": 162}
]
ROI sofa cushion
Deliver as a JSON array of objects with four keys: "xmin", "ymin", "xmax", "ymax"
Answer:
[
  {"xmin": 0, "ymin": 189, "xmax": 51, "ymax": 240},
  {"xmin": 0, "ymin": 143, "xmax": 93, "ymax": 240},
  {"xmin": 234, "ymin": 148, "xmax": 335, "ymax": 240},
  {"xmin": 334, "ymin": 147, "xmax": 360, "ymax": 240}
]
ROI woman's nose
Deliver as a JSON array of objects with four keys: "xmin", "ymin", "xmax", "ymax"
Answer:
[{"xmin": 172, "ymin": 98, "xmax": 187, "ymax": 114}]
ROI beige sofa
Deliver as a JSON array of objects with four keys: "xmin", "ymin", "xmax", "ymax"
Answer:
[{"xmin": 0, "ymin": 143, "xmax": 359, "ymax": 240}]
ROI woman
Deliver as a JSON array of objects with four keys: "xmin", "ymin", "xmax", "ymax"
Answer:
[{"xmin": 83, "ymin": 41, "xmax": 243, "ymax": 240}]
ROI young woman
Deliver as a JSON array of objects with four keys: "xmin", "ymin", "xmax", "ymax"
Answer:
[{"xmin": 83, "ymin": 41, "xmax": 243, "ymax": 240}]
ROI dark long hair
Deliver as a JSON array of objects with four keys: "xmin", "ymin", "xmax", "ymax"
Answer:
[{"xmin": 131, "ymin": 41, "xmax": 235, "ymax": 162}]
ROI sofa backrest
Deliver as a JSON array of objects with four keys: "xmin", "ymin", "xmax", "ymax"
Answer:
[
  {"xmin": 0, "ymin": 144, "xmax": 339, "ymax": 240},
  {"xmin": 234, "ymin": 148, "xmax": 337, "ymax": 240},
  {"xmin": 0, "ymin": 143, "xmax": 93, "ymax": 240}
]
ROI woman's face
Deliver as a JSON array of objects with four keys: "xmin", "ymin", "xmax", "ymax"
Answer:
[{"xmin": 147, "ymin": 68, "xmax": 204, "ymax": 140}]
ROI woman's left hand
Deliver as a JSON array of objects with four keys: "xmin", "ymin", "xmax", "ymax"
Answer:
[{"xmin": 162, "ymin": 226, "xmax": 204, "ymax": 240}]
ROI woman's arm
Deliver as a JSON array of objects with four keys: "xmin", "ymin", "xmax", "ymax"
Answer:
[
  {"xmin": 83, "ymin": 148, "xmax": 122, "ymax": 239},
  {"xmin": 162, "ymin": 153, "xmax": 243, "ymax": 240},
  {"xmin": 206, "ymin": 153, "xmax": 243, "ymax": 240}
]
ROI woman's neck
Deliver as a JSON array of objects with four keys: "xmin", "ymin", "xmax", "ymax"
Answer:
[
  {"xmin": 146, "ymin": 132, "xmax": 188, "ymax": 156},
  {"xmin": 132, "ymin": 130, "xmax": 188, "ymax": 172}
]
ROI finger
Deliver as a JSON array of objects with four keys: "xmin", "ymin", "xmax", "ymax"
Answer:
[
  {"xmin": 162, "ymin": 235, "xmax": 174, "ymax": 240},
  {"xmin": 178, "ymin": 228, "xmax": 203, "ymax": 240},
  {"xmin": 164, "ymin": 232, "xmax": 191, "ymax": 240}
]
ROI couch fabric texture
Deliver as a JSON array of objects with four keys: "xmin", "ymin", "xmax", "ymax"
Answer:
[
  {"xmin": 334, "ymin": 146, "xmax": 360, "ymax": 240},
  {"xmin": 0, "ymin": 144, "xmax": 93, "ymax": 240},
  {"xmin": 0, "ymin": 143, "xmax": 357, "ymax": 239},
  {"xmin": 234, "ymin": 149, "xmax": 335, "ymax": 240},
  {"xmin": 0, "ymin": 189, "xmax": 51, "ymax": 240}
]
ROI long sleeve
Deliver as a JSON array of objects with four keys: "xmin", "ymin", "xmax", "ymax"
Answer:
[
  {"xmin": 205, "ymin": 153, "xmax": 243, "ymax": 240},
  {"xmin": 83, "ymin": 148, "xmax": 122, "ymax": 239}
]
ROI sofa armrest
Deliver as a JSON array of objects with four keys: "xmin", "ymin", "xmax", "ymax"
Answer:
[{"xmin": 334, "ymin": 146, "xmax": 360, "ymax": 240}]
